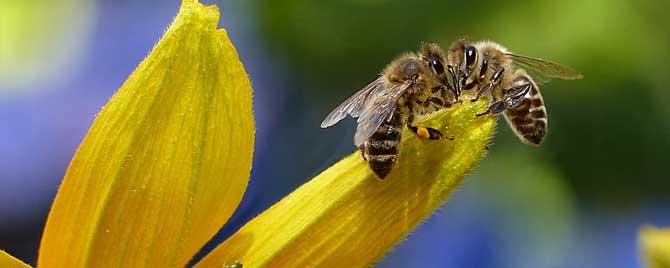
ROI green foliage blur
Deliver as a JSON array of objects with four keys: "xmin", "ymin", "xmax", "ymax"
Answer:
[{"xmin": 251, "ymin": 0, "xmax": 670, "ymax": 203}]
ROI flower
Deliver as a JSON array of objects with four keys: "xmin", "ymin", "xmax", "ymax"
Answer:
[
  {"xmin": 0, "ymin": 0, "xmax": 495, "ymax": 267},
  {"xmin": 640, "ymin": 226, "xmax": 670, "ymax": 268},
  {"xmin": 3, "ymin": 0, "xmax": 254, "ymax": 266},
  {"xmin": 196, "ymin": 100, "xmax": 494, "ymax": 267}
]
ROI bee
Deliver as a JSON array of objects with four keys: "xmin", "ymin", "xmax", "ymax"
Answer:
[
  {"xmin": 445, "ymin": 39, "xmax": 583, "ymax": 145},
  {"xmin": 320, "ymin": 44, "xmax": 453, "ymax": 179}
]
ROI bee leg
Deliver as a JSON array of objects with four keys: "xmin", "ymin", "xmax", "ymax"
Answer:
[
  {"xmin": 472, "ymin": 67, "xmax": 505, "ymax": 102},
  {"xmin": 504, "ymin": 84, "xmax": 531, "ymax": 108},
  {"xmin": 476, "ymin": 101, "xmax": 506, "ymax": 116},
  {"xmin": 409, "ymin": 125, "xmax": 448, "ymax": 140},
  {"xmin": 476, "ymin": 83, "xmax": 530, "ymax": 117},
  {"xmin": 427, "ymin": 96, "xmax": 450, "ymax": 108},
  {"xmin": 438, "ymin": 85, "xmax": 459, "ymax": 105},
  {"xmin": 471, "ymin": 83, "xmax": 492, "ymax": 103},
  {"xmin": 434, "ymin": 82, "xmax": 460, "ymax": 104},
  {"xmin": 463, "ymin": 79, "xmax": 478, "ymax": 90},
  {"xmin": 406, "ymin": 110, "xmax": 448, "ymax": 140},
  {"xmin": 448, "ymin": 87, "xmax": 462, "ymax": 103},
  {"xmin": 358, "ymin": 144, "xmax": 367, "ymax": 161},
  {"xmin": 447, "ymin": 65, "xmax": 461, "ymax": 101},
  {"xmin": 422, "ymin": 97, "xmax": 440, "ymax": 111},
  {"xmin": 431, "ymin": 85, "xmax": 458, "ymax": 105}
]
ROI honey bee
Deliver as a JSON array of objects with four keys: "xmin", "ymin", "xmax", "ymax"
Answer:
[
  {"xmin": 321, "ymin": 44, "xmax": 452, "ymax": 179},
  {"xmin": 445, "ymin": 39, "xmax": 583, "ymax": 145}
]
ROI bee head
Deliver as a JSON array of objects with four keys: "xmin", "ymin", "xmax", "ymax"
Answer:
[
  {"xmin": 420, "ymin": 43, "xmax": 447, "ymax": 77},
  {"xmin": 463, "ymin": 45, "xmax": 478, "ymax": 74},
  {"xmin": 447, "ymin": 38, "xmax": 477, "ymax": 93},
  {"xmin": 447, "ymin": 38, "xmax": 477, "ymax": 74},
  {"xmin": 447, "ymin": 38, "xmax": 468, "ymax": 67},
  {"xmin": 387, "ymin": 57, "xmax": 423, "ymax": 85}
]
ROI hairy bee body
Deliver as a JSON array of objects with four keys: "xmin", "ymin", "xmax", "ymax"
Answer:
[
  {"xmin": 503, "ymin": 71, "xmax": 547, "ymax": 145},
  {"xmin": 362, "ymin": 105, "xmax": 405, "ymax": 178},
  {"xmin": 357, "ymin": 56, "xmax": 442, "ymax": 178},
  {"xmin": 321, "ymin": 44, "xmax": 453, "ymax": 179},
  {"xmin": 445, "ymin": 39, "xmax": 582, "ymax": 145},
  {"xmin": 470, "ymin": 41, "xmax": 548, "ymax": 145}
]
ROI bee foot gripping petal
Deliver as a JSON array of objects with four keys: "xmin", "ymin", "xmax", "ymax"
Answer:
[
  {"xmin": 425, "ymin": 127, "xmax": 445, "ymax": 140},
  {"xmin": 410, "ymin": 126, "xmax": 445, "ymax": 140},
  {"xmin": 415, "ymin": 126, "xmax": 430, "ymax": 140}
]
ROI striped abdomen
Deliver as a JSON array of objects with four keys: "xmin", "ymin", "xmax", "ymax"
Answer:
[
  {"xmin": 363, "ymin": 107, "xmax": 404, "ymax": 179},
  {"xmin": 503, "ymin": 75, "xmax": 548, "ymax": 145}
]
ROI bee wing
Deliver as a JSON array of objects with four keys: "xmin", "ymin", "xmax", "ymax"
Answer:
[
  {"xmin": 507, "ymin": 53, "xmax": 583, "ymax": 80},
  {"xmin": 320, "ymin": 77, "xmax": 385, "ymax": 128},
  {"xmin": 353, "ymin": 81, "xmax": 410, "ymax": 147}
]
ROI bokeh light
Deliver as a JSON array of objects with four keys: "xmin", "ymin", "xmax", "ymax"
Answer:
[{"xmin": 0, "ymin": 0, "xmax": 95, "ymax": 95}]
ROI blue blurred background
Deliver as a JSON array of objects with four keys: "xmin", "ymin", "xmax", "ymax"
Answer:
[{"xmin": 2, "ymin": 0, "xmax": 669, "ymax": 267}]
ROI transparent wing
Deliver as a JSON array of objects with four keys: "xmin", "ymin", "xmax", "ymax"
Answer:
[
  {"xmin": 507, "ymin": 53, "xmax": 583, "ymax": 80},
  {"xmin": 320, "ymin": 77, "xmax": 385, "ymax": 128},
  {"xmin": 353, "ymin": 82, "xmax": 410, "ymax": 146},
  {"xmin": 522, "ymin": 65, "xmax": 551, "ymax": 85}
]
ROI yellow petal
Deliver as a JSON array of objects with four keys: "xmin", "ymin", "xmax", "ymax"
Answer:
[
  {"xmin": 196, "ymin": 100, "xmax": 495, "ymax": 268},
  {"xmin": 38, "ymin": 0, "xmax": 254, "ymax": 267},
  {"xmin": 0, "ymin": 250, "xmax": 31, "ymax": 268},
  {"xmin": 640, "ymin": 226, "xmax": 670, "ymax": 268}
]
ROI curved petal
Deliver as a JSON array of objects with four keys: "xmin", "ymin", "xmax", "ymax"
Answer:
[
  {"xmin": 640, "ymin": 226, "xmax": 670, "ymax": 268},
  {"xmin": 38, "ymin": 1, "xmax": 254, "ymax": 267},
  {"xmin": 196, "ymin": 101, "xmax": 495, "ymax": 267},
  {"xmin": 0, "ymin": 251, "xmax": 31, "ymax": 268}
]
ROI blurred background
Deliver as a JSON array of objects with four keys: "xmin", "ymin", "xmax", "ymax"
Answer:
[{"xmin": 1, "ymin": 0, "xmax": 669, "ymax": 267}]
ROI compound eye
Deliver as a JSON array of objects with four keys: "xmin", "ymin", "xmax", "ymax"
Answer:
[
  {"xmin": 430, "ymin": 58, "xmax": 445, "ymax": 75},
  {"xmin": 465, "ymin": 46, "xmax": 477, "ymax": 68}
]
